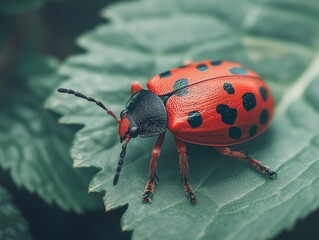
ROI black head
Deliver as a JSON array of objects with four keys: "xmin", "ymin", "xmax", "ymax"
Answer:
[{"xmin": 119, "ymin": 90, "xmax": 168, "ymax": 139}]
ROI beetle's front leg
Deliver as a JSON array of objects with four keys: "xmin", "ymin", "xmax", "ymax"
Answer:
[
  {"xmin": 174, "ymin": 138, "xmax": 197, "ymax": 204},
  {"xmin": 142, "ymin": 133, "xmax": 165, "ymax": 203}
]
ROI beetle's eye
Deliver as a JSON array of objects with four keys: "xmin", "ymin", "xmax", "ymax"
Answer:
[
  {"xmin": 120, "ymin": 110, "xmax": 127, "ymax": 118},
  {"xmin": 129, "ymin": 127, "xmax": 139, "ymax": 138}
]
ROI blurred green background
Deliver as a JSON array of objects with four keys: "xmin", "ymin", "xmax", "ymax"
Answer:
[{"xmin": 1, "ymin": 0, "xmax": 319, "ymax": 239}]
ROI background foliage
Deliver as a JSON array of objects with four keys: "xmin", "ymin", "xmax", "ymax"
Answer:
[{"xmin": 1, "ymin": 0, "xmax": 319, "ymax": 239}]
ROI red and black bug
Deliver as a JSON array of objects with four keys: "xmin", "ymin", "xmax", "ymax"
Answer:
[{"xmin": 58, "ymin": 60, "xmax": 277, "ymax": 204}]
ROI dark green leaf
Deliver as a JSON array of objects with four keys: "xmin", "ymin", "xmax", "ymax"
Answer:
[
  {"xmin": 0, "ymin": 0, "xmax": 54, "ymax": 14},
  {"xmin": 46, "ymin": 0, "xmax": 319, "ymax": 239},
  {"xmin": 0, "ymin": 184, "xmax": 32, "ymax": 240},
  {"xmin": 0, "ymin": 55, "xmax": 101, "ymax": 212}
]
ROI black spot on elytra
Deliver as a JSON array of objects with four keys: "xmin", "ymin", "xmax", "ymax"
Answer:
[
  {"xmin": 242, "ymin": 93, "xmax": 256, "ymax": 111},
  {"xmin": 159, "ymin": 71, "xmax": 172, "ymax": 78},
  {"xmin": 223, "ymin": 83, "xmax": 235, "ymax": 94},
  {"xmin": 249, "ymin": 125, "xmax": 257, "ymax": 137},
  {"xmin": 211, "ymin": 60, "xmax": 222, "ymax": 66},
  {"xmin": 187, "ymin": 111, "xmax": 202, "ymax": 128},
  {"xmin": 260, "ymin": 109, "xmax": 268, "ymax": 125},
  {"xmin": 260, "ymin": 87, "xmax": 268, "ymax": 101},
  {"xmin": 196, "ymin": 64, "xmax": 208, "ymax": 72},
  {"xmin": 229, "ymin": 127, "xmax": 241, "ymax": 139},
  {"xmin": 174, "ymin": 78, "xmax": 189, "ymax": 96},
  {"xmin": 216, "ymin": 104, "xmax": 237, "ymax": 125}
]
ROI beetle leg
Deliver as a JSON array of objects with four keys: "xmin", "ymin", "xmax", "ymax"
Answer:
[
  {"xmin": 214, "ymin": 147, "xmax": 277, "ymax": 179},
  {"xmin": 142, "ymin": 133, "xmax": 165, "ymax": 203},
  {"xmin": 131, "ymin": 82, "xmax": 144, "ymax": 95},
  {"xmin": 174, "ymin": 138, "xmax": 197, "ymax": 204}
]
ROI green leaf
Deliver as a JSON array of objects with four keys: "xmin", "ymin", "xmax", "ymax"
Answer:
[
  {"xmin": 0, "ymin": 184, "xmax": 32, "ymax": 240},
  {"xmin": 46, "ymin": 0, "xmax": 319, "ymax": 239},
  {"xmin": 0, "ymin": 55, "xmax": 101, "ymax": 212}
]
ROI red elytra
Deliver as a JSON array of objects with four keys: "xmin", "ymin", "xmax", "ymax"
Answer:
[
  {"xmin": 148, "ymin": 60, "xmax": 274, "ymax": 146},
  {"xmin": 58, "ymin": 60, "xmax": 277, "ymax": 204}
]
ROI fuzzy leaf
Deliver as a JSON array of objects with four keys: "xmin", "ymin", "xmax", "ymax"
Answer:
[
  {"xmin": 0, "ymin": 55, "xmax": 101, "ymax": 212},
  {"xmin": 46, "ymin": 0, "xmax": 319, "ymax": 239},
  {"xmin": 0, "ymin": 184, "xmax": 32, "ymax": 240}
]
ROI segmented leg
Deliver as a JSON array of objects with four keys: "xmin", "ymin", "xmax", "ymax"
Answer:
[
  {"xmin": 174, "ymin": 138, "xmax": 197, "ymax": 204},
  {"xmin": 214, "ymin": 147, "xmax": 277, "ymax": 179},
  {"xmin": 142, "ymin": 133, "xmax": 165, "ymax": 203},
  {"xmin": 131, "ymin": 82, "xmax": 144, "ymax": 95}
]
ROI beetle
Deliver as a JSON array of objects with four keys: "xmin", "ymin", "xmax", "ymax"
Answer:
[{"xmin": 58, "ymin": 60, "xmax": 277, "ymax": 204}]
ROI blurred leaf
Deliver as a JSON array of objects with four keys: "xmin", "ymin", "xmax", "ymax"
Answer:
[
  {"xmin": 0, "ymin": 0, "xmax": 57, "ymax": 14},
  {"xmin": 0, "ymin": 55, "xmax": 101, "ymax": 212},
  {"xmin": 0, "ymin": 184, "xmax": 32, "ymax": 240},
  {"xmin": 46, "ymin": 0, "xmax": 319, "ymax": 239}
]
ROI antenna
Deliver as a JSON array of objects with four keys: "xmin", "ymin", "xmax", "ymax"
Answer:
[
  {"xmin": 113, "ymin": 138, "xmax": 130, "ymax": 185},
  {"xmin": 58, "ymin": 88, "xmax": 120, "ymax": 123}
]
